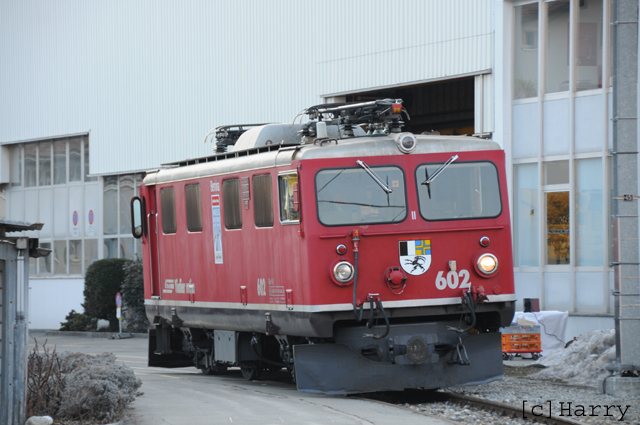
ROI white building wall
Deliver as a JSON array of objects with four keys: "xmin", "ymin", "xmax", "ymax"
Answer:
[
  {"xmin": 29, "ymin": 278, "xmax": 84, "ymax": 330},
  {"xmin": 0, "ymin": 0, "xmax": 494, "ymax": 176}
]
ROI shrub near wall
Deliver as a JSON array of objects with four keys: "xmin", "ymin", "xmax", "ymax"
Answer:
[
  {"xmin": 121, "ymin": 259, "xmax": 150, "ymax": 332},
  {"xmin": 82, "ymin": 258, "xmax": 128, "ymax": 332}
]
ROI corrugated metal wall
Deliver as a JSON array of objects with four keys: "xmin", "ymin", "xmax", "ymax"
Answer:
[{"xmin": 0, "ymin": 0, "xmax": 493, "ymax": 175}]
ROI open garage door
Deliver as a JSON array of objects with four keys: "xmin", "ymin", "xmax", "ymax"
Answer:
[{"xmin": 344, "ymin": 77, "xmax": 476, "ymax": 136}]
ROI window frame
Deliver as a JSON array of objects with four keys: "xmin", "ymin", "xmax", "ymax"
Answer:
[
  {"xmin": 253, "ymin": 174, "xmax": 274, "ymax": 228},
  {"xmin": 185, "ymin": 183, "xmax": 203, "ymax": 233},
  {"xmin": 222, "ymin": 178, "xmax": 243, "ymax": 230},
  {"xmin": 314, "ymin": 165, "xmax": 408, "ymax": 227},
  {"xmin": 160, "ymin": 186, "xmax": 177, "ymax": 234},
  {"xmin": 278, "ymin": 172, "xmax": 300, "ymax": 225},
  {"xmin": 415, "ymin": 160, "xmax": 503, "ymax": 222}
]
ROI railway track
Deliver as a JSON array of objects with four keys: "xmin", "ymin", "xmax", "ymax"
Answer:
[
  {"xmin": 439, "ymin": 392, "xmax": 586, "ymax": 425},
  {"xmin": 360, "ymin": 390, "xmax": 586, "ymax": 425}
]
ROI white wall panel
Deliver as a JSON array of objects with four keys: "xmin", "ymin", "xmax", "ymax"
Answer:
[
  {"xmin": 575, "ymin": 94, "xmax": 605, "ymax": 153},
  {"xmin": 1, "ymin": 0, "xmax": 494, "ymax": 176},
  {"xmin": 514, "ymin": 272, "xmax": 542, "ymax": 312},
  {"xmin": 24, "ymin": 190, "xmax": 40, "ymax": 238},
  {"xmin": 29, "ymin": 278, "xmax": 84, "ymax": 329},
  {"xmin": 512, "ymin": 102, "xmax": 539, "ymax": 158},
  {"xmin": 53, "ymin": 186, "xmax": 68, "ymax": 238},
  {"xmin": 543, "ymin": 99, "xmax": 570, "ymax": 156},
  {"xmin": 38, "ymin": 190, "xmax": 53, "ymax": 238},
  {"xmin": 544, "ymin": 272, "xmax": 572, "ymax": 311},
  {"xmin": 84, "ymin": 183, "xmax": 101, "ymax": 238},
  {"xmin": 9, "ymin": 191, "xmax": 24, "ymax": 223},
  {"xmin": 69, "ymin": 186, "xmax": 83, "ymax": 238},
  {"xmin": 575, "ymin": 271, "xmax": 607, "ymax": 313}
]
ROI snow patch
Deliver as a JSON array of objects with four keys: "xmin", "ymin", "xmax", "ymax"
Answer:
[{"xmin": 533, "ymin": 329, "xmax": 615, "ymax": 387}]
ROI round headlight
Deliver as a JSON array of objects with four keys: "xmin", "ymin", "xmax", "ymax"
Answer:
[
  {"xmin": 333, "ymin": 261, "xmax": 354, "ymax": 283},
  {"xmin": 477, "ymin": 253, "xmax": 498, "ymax": 275}
]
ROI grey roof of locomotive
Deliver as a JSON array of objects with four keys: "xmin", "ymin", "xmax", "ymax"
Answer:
[{"xmin": 144, "ymin": 124, "xmax": 500, "ymax": 186}]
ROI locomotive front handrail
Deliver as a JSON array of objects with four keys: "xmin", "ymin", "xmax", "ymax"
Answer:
[{"xmin": 147, "ymin": 212, "xmax": 154, "ymax": 294}]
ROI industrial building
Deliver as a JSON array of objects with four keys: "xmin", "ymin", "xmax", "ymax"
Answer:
[{"xmin": 0, "ymin": 0, "xmax": 625, "ymax": 339}]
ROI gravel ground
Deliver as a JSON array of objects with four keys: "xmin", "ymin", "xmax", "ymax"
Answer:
[{"xmin": 411, "ymin": 366, "xmax": 639, "ymax": 424}]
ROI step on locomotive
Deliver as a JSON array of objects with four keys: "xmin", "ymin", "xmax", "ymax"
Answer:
[{"xmin": 130, "ymin": 99, "xmax": 516, "ymax": 393}]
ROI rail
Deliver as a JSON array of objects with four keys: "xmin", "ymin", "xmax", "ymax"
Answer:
[{"xmin": 439, "ymin": 392, "xmax": 585, "ymax": 425}]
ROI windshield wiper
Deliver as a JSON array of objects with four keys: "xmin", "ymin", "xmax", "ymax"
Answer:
[
  {"xmin": 421, "ymin": 155, "xmax": 458, "ymax": 199},
  {"xmin": 356, "ymin": 160, "xmax": 393, "ymax": 194}
]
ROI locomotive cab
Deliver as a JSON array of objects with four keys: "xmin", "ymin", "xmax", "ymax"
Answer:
[{"xmin": 131, "ymin": 99, "xmax": 516, "ymax": 393}]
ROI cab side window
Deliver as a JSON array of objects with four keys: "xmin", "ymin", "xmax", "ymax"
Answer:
[
  {"xmin": 253, "ymin": 175, "xmax": 273, "ymax": 227},
  {"xmin": 185, "ymin": 183, "xmax": 203, "ymax": 232},
  {"xmin": 160, "ymin": 187, "xmax": 176, "ymax": 234},
  {"xmin": 278, "ymin": 174, "xmax": 299, "ymax": 223},
  {"xmin": 223, "ymin": 178, "xmax": 242, "ymax": 229}
]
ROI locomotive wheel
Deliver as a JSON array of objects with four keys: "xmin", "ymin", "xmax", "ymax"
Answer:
[
  {"xmin": 240, "ymin": 362, "xmax": 262, "ymax": 380},
  {"xmin": 200, "ymin": 363, "xmax": 228, "ymax": 375}
]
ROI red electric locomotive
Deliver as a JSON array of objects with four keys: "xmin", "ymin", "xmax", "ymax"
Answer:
[{"xmin": 130, "ymin": 99, "xmax": 516, "ymax": 393}]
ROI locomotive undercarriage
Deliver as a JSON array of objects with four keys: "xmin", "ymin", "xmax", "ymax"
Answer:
[{"xmin": 147, "ymin": 301, "xmax": 514, "ymax": 393}]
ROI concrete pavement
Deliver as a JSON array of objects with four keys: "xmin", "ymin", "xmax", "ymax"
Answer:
[{"xmin": 28, "ymin": 332, "xmax": 452, "ymax": 425}]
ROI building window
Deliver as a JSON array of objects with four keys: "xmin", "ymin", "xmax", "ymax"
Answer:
[
  {"xmin": 69, "ymin": 240, "xmax": 82, "ymax": 275},
  {"xmin": 120, "ymin": 237, "xmax": 135, "ymax": 259},
  {"xmin": 223, "ymin": 179, "xmax": 242, "ymax": 229},
  {"xmin": 104, "ymin": 176, "xmax": 118, "ymax": 235},
  {"xmin": 160, "ymin": 187, "xmax": 177, "ymax": 234},
  {"xmin": 39, "ymin": 242, "xmax": 52, "ymax": 274},
  {"xmin": 514, "ymin": 2, "xmax": 539, "ymax": 99},
  {"xmin": 253, "ymin": 175, "xmax": 273, "ymax": 228},
  {"xmin": 546, "ymin": 0, "xmax": 571, "ymax": 93},
  {"xmin": 104, "ymin": 238, "xmax": 118, "ymax": 258},
  {"xmin": 39, "ymin": 141, "xmax": 52, "ymax": 186},
  {"xmin": 54, "ymin": 240, "xmax": 67, "ymax": 274},
  {"xmin": 119, "ymin": 175, "xmax": 135, "ymax": 234},
  {"xmin": 54, "ymin": 139, "xmax": 66, "ymax": 185},
  {"xmin": 514, "ymin": 164, "xmax": 539, "ymax": 267},
  {"xmin": 547, "ymin": 191, "xmax": 570, "ymax": 265},
  {"xmin": 577, "ymin": 0, "xmax": 604, "ymax": 91},
  {"xmin": 69, "ymin": 137, "xmax": 82, "ymax": 182},
  {"xmin": 544, "ymin": 160, "xmax": 569, "ymax": 185},
  {"xmin": 84, "ymin": 239, "xmax": 98, "ymax": 271},
  {"xmin": 84, "ymin": 137, "xmax": 97, "ymax": 182},
  {"xmin": 25, "ymin": 143, "xmax": 36, "ymax": 187},
  {"xmin": 577, "ymin": 158, "xmax": 603, "ymax": 265},
  {"xmin": 10, "ymin": 145, "xmax": 21, "ymax": 187},
  {"xmin": 185, "ymin": 184, "xmax": 203, "ymax": 232}
]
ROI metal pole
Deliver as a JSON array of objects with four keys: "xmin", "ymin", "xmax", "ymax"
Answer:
[{"xmin": 610, "ymin": 0, "xmax": 640, "ymax": 378}]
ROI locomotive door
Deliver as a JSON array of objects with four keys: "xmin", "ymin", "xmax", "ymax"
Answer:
[{"xmin": 147, "ymin": 188, "xmax": 161, "ymax": 297}]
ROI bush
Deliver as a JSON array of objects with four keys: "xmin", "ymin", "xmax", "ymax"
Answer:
[
  {"xmin": 59, "ymin": 309, "xmax": 94, "ymax": 332},
  {"xmin": 121, "ymin": 259, "xmax": 149, "ymax": 333},
  {"xmin": 82, "ymin": 258, "xmax": 128, "ymax": 332},
  {"xmin": 57, "ymin": 355, "xmax": 142, "ymax": 422},
  {"xmin": 26, "ymin": 341, "xmax": 64, "ymax": 417},
  {"xmin": 27, "ymin": 340, "xmax": 142, "ymax": 423}
]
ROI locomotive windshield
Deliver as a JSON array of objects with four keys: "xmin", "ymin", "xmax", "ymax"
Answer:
[
  {"xmin": 416, "ymin": 161, "xmax": 502, "ymax": 221},
  {"xmin": 316, "ymin": 166, "xmax": 407, "ymax": 226}
]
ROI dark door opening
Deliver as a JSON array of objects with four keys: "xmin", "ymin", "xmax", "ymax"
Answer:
[{"xmin": 346, "ymin": 77, "xmax": 475, "ymax": 135}]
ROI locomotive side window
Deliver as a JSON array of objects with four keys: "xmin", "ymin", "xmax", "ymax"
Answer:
[
  {"xmin": 416, "ymin": 161, "xmax": 502, "ymax": 221},
  {"xmin": 222, "ymin": 178, "xmax": 242, "ymax": 229},
  {"xmin": 278, "ymin": 173, "xmax": 299, "ymax": 223},
  {"xmin": 160, "ymin": 187, "xmax": 177, "ymax": 234},
  {"xmin": 253, "ymin": 174, "xmax": 274, "ymax": 227},
  {"xmin": 185, "ymin": 183, "xmax": 203, "ymax": 232},
  {"xmin": 315, "ymin": 166, "xmax": 407, "ymax": 226}
]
